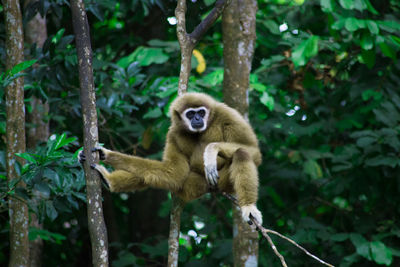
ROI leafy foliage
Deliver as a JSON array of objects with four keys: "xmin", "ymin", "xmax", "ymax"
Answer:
[{"xmin": 1, "ymin": 0, "xmax": 400, "ymax": 266}]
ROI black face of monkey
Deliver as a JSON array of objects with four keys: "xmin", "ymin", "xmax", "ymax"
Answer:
[
  {"xmin": 186, "ymin": 109, "xmax": 206, "ymax": 129},
  {"xmin": 182, "ymin": 106, "xmax": 209, "ymax": 132}
]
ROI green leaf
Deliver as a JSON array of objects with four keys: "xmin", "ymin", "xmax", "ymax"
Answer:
[
  {"xmin": 354, "ymin": 0, "xmax": 367, "ymax": 11},
  {"xmin": 46, "ymin": 201, "xmax": 58, "ymax": 221},
  {"xmin": 29, "ymin": 227, "xmax": 66, "ymax": 244},
  {"xmin": 356, "ymin": 136, "xmax": 376, "ymax": 147},
  {"xmin": 365, "ymin": 155, "xmax": 399, "ymax": 168},
  {"xmin": 362, "ymin": 89, "xmax": 382, "ymax": 101},
  {"xmin": 361, "ymin": 33, "xmax": 374, "ymax": 50},
  {"xmin": 201, "ymin": 68, "xmax": 224, "ymax": 86},
  {"xmin": 339, "ymin": 0, "xmax": 354, "ymax": 9},
  {"xmin": 291, "ymin": 36, "xmax": 319, "ymax": 67},
  {"xmin": 391, "ymin": 35, "xmax": 400, "ymax": 47},
  {"xmin": 263, "ymin": 20, "xmax": 280, "ymax": 35},
  {"xmin": 366, "ymin": 20, "xmax": 379, "ymax": 34},
  {"xmin": 15, "ymin": 152, "xmax": 38, "ymax": 164},
  {"xmin": 332, "ymin": 18, "xmax": 346, "ymax": 30},
  {"xmin": 251, "ymin": 83, "xmax": 267, "ymax": 92},
  {"xmin": 117, "ymin": 47, "xmax": 169, "ymax": 68},
  {"xmin": 377, "ymin": 21, "xmax": 400, "ymax": 33},
  {"xmin": 364, "ymin": 0, "xmax": 379, "ymax": 15},
  {"xmin": 8, "ymin": 59, "xmax": 37, "ymax": 76},
  {"xmin": 345, "ymin": 18, "xmax": 365, "ymax": 32},
  {"xmin": 143, "ymin": 107, "xmax": 162, "ymax": 119},
  {"xmin": 259, "ymin": 91, "xmax": 274, "ymax": 111},
  {"xmin": 350, "ymin": 233, "xmax": 371, "ymax": 260},
  {"xmin": 379, "ymin": 42, "xmax": 397, "ymax": 60},
  {"xmin": 360, "ymin": 48, "xmax": 376, "ymax": 69},
  {"xmin": 54, "ymin": 133, "xmax": 76, "ymax": 150},
  {"xmin": 320, "ymin": 0, "xmax": 334, "ymax": 12},
  {"xmin": 112, "ymin": 251, "xmax": 137, "ymax": 267},
  {"xmin": 303, "ymin": 159, "xmax": 323, "ymax": 179},
  {"xmin": 370, "ymin": 241, "xmax": 392, "ymax": 266},
  {"xmin": 331, "ymin": 233, "xmax": 349, "ymax": 242}
]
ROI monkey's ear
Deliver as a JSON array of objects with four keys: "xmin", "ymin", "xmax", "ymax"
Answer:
[{"xmin": 173, "ymin": 109, "xmax": 182, "ymax": 120}]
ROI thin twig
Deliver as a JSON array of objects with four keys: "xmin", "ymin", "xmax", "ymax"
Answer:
[
  {"xmin": 189, "ymin": 0, "xmax": 231, "ymax": 44},
  {"xmin": 221, "ymin": 192, "xmax": 335, "ymax": 267}
]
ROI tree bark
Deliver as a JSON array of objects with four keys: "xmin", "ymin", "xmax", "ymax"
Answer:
[
  {"xmin": 24, "ymin": 1, "xmax": 49, "ymax": 266},
  {"xmin": 167, "ymin": 195, "xmax": 184, "ymax": 267},
  {"xmin": 71, "ymin": 1, "xmax": 109, "ymax": 266},
  {"xmin": 222, "ymin": 0, "xmax": 259, "ymax": 266},
  {"xmin": 4, "ymin": 0, "xmax": 29, "ymax": 266}
]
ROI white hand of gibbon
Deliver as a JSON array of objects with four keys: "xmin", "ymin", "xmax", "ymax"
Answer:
[{"xmin": 203, "ymin": 143, "xmax": 220, "ymax": 188}]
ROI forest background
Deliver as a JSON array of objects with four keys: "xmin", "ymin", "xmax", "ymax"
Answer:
[{"xmin": 1, "ymin": 0, "xmax": 400, "ymax": 266}]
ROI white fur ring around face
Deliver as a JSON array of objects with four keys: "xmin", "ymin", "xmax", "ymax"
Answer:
[{"xmin": 241, "ymin": 204, "xmax": 263, "ymax": 227}]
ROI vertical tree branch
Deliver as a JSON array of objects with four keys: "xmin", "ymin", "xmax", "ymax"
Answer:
[
  {"xmin": 70, "ymin": 1, "xmax": 109, "ymax": 266},
  {"xmin": 175, "ymin": 0, "xmax": 191, "ymax": 96},
  {"xmin": 4, "ymin": 0, "xmax": 29, "ymax": 266},
  {"xmin": 222, "ymin": 0, "xmax": 259, "ymax": 265},
  {"xmin": 175, "ymin": 0, "xmax": 231, "ymax": 95},
  {"xmin": 167, "ymin": 195, "xmax": 185, "ymax": 267},
  {"xmin": 169, "ymin": 1, "xmax": 231, "ymax": 265},
  {"xmin": 24, "ymin": 1, "xmax": 49, "ymax": 265}
]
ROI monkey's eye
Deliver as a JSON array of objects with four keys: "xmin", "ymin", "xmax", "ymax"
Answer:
[
  {"xmin": 198, "ymin": 109, "xmax": 206, "ymax": 117},
  {"xmin": 186, "ymin": 111, "xmax": 195, "ymax": 119}
]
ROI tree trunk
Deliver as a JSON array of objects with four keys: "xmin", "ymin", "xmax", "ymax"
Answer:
[
  {"xmin": 4, "ymin": 0, "xmax": 29, "ymax": 266},
  {"xmin": 222, "ymin": 0, "xmax": 259, "ymax": 266},
  {"xmin": 70, "ymin": 1, "xmax": 109, "ymax": 266},
  {"xmin": 24, "ymin": 1, "xmax": 49, "ymax": 266}
]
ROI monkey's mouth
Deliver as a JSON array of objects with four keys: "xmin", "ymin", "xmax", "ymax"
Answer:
[{"xmin": 191, "ymin": 121, "xmax": 204, "ymax": 129}]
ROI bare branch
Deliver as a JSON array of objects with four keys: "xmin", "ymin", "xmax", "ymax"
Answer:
[
  {"xmin": 189, "ymin": 0, "xmax": 231, "ymax": 45},
  {"xmin": 222, "ymin": 192, "xmax": 335, "ymax": 267},
  {"xmin": 175, "ymin": 0, "xmax": 231, "ymax": 95}
]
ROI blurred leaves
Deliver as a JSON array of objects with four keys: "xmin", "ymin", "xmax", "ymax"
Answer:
[{"xmin": 0, "ymin": 0, "xmax": 400, "ymax": 266}]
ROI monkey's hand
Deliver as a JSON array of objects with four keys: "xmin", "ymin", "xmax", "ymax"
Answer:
[
  {"xmin": 241, "ymin": 204, "xmax": 263, "ymax": 228},
  {"xmin": 204, "ymin": 143, "xmax": 220, "ymax": 188},
  {"xmin": 77, "ymin": 150, "xmax": 86, "ymax": 164},
  {"xmin": 92, "ymin": 146, "xmax": 111, "ymax": 161}
]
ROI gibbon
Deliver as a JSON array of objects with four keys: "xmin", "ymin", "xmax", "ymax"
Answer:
[{"xmin": 79, "ymin": 92, "xmax": 263, "ymax": 225}]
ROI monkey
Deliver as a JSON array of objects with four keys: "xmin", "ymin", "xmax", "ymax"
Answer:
[{"xmin": 78, "ymin": 92, "xmax": 263, "ymax": 225}]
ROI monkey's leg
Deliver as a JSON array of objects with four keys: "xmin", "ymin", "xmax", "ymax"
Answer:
[
  {"xmin": 91, "ymin": 164, "xmax": 147, "ymax": 192},
  {"xmin": 229, "ymin": 148, "xmax": 262, "ymax": 225},
  {"xmin": 92, "ymin": 147, "xmax": 190, "ymax": 192},
  {"xmin": 176, "ymin": 171, "xmax": 209, "ymax": 202}
]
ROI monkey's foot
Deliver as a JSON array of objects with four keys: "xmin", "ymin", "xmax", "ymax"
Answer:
[
  {"xmin": 241, "ymin": 204, "xmax": 263, "ymax": 228},
  {"xmin": 78, "ymin": 150, "xmax": 85, "ymax": 163},
  {"xmin": 90, "ymin": 163, "xmax": 111, "ymax": 190}
]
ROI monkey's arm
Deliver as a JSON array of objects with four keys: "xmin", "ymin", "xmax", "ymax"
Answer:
[
  {"xmin": 203, "ymin": 142, "xmax": 261, "ymax": 187},
  {"xmin": 92, "ymin": 144, "xmax": 190, "ymax": 192}
]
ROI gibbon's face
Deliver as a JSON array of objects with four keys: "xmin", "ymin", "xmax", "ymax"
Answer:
[{"xmin": 181, "ymin": 106, "xmax": 209, "ymax": 133}]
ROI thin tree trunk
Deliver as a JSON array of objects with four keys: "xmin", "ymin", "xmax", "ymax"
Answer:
[
  {"xmin": 167, "ymin": 195, "xmax": 184, "ymax": 267},
  {"xmin": 24, "ymin": 2, "xmax": 49, "ymax": 266},
  {"xmin": 71, "ymin": 1, "xmax": 109, "ymax": 266},
  {"xmin": 4, "ymin": 0, "xmax": 29, "ymax": 266},
  {"xmin": 222, "ymin": 0, "xmax": 259, "ymax": 266}
]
